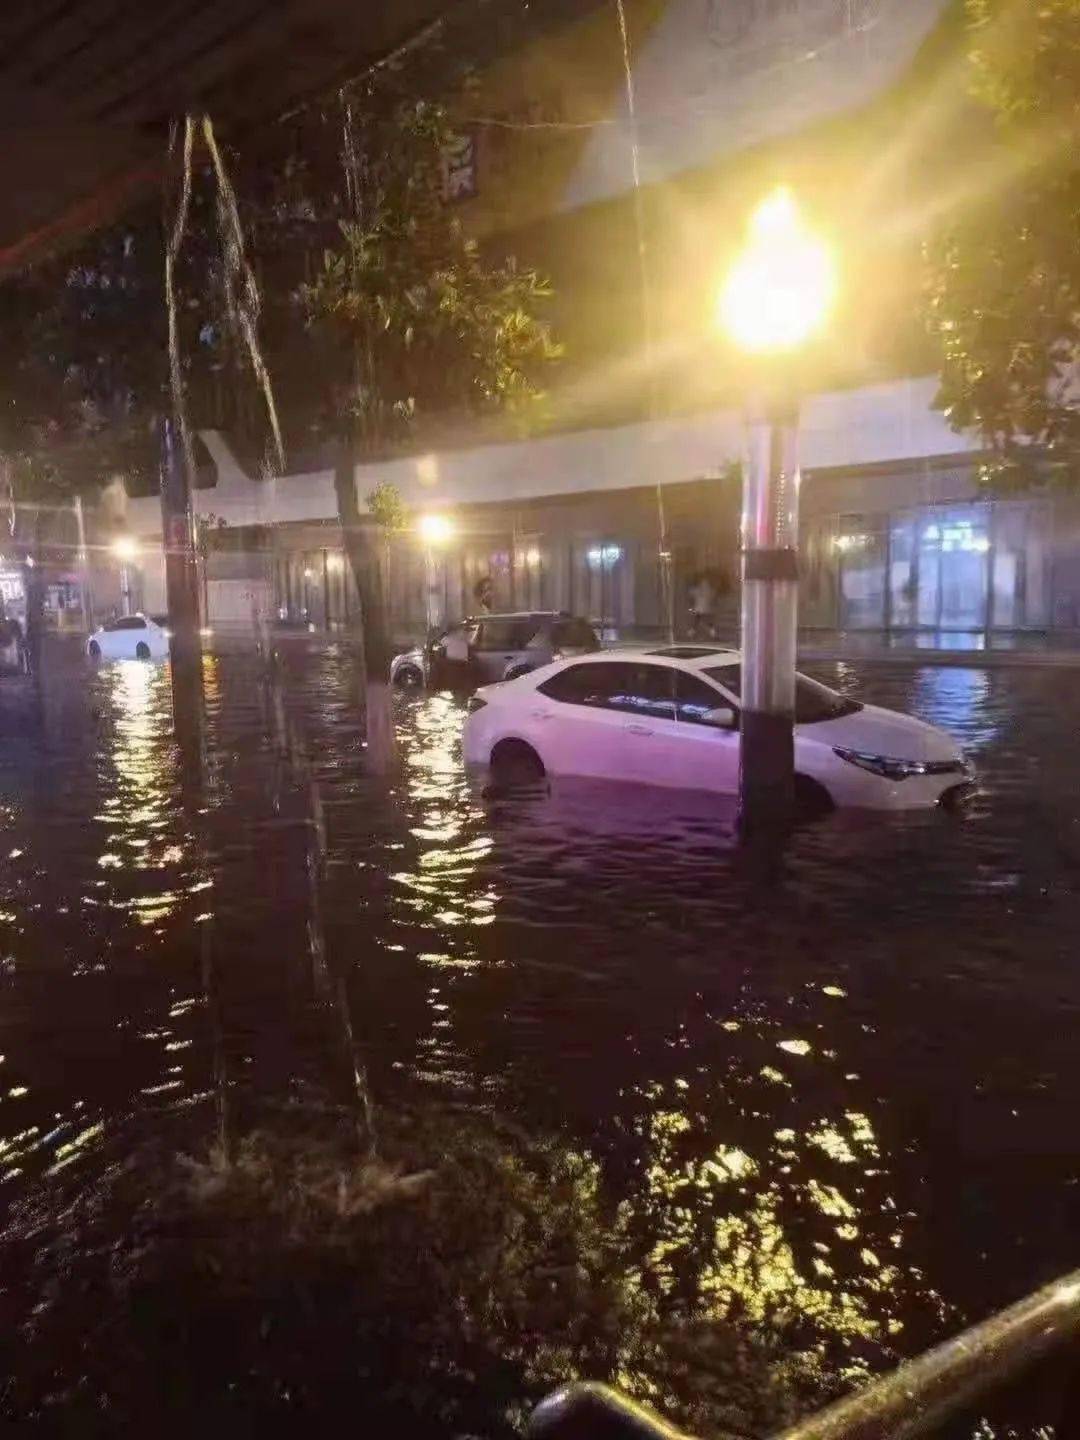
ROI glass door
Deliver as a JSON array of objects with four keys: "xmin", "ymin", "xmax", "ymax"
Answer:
[{"xmin": 915, "ymin": 507, "xmax": 990, "ymax": 630}]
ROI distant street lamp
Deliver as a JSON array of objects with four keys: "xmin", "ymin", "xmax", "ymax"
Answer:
[
  {"xmin": 111, "ymin": 534, "xmax": 140, "ymax": 615},
  {"xmin": 418, "ymin": 514, "xmax": 456, "ymax": 634},
  {"xmin": 718, "ymin": 188, "xmax": 836, "ymax": 830},
  {"xmin": 418, "ymin": 513, "xmax": 456, "ymax": 548}
]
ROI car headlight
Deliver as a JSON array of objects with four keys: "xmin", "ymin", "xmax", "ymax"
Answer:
[
  {"xmin": 467, "ymin": 695, "xmax": 487, "ymax": 714},
  {"xmin": 833, "ymin": 747, "xmax": 930, "ymax": 781}
]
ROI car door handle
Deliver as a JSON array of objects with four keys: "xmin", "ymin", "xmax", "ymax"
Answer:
[
  {"xmin": 530, "ymin": 708, "xmax": 553, "ymax": 721},
  {"xmin": 625, "ymin": 722, "xmax": 652, "ymax": 736}
]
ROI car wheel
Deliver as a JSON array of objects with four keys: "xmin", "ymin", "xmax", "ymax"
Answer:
[
  {"xmin": 395, "ymin": 664, "xmax": 424, "ymax": 689},
  {"xmin": 794, "ymin": 773, "xmax": 834, "ymax": 819},
  {"xmin": 490, "ymin": 738, "xmax": 545, "ymax": 787},
  {"xmin": 88, "ymin": 641, "xmax": 101, "ymax": 660},
  {"xmin": 135, "ymin": 641, "xmax": 151, "ymax": 661}
]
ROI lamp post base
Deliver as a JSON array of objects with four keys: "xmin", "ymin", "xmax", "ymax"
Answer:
[
  {"xmin": 737, "ymin": 402, "xmax": 800, "ymax": 838},
  {"xmin": 738, "ymin": 708, "xmax": 795, "ymax": 834}
]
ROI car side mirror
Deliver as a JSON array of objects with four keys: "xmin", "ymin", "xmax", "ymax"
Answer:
[{"xmin": 704, "ymin": 706, "xmax": 736, "ymax": 729}]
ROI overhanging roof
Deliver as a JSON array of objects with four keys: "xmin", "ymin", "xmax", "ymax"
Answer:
[{"xmin": 0, "ymin": 0, "xmax": 450, "ymax": 274}]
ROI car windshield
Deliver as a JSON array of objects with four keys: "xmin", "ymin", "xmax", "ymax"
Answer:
[{"xmin": 703, "ymin": 664, "xmax": 862, "ymax": 723}]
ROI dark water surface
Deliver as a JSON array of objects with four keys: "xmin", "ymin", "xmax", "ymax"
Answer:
[{"xmin": 2, "ymin": 644, "xmax": 1080, "ymax": 1391}]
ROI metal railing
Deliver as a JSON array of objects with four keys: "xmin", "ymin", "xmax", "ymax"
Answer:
[{"xmin": 529, "ymin": 1269, "xmax": 1080, "ymax": 1440}]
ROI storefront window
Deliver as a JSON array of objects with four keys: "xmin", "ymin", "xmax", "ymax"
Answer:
[
  {"xmin": 514, "ymin": 538, "xmax": 545, "ymax": 610},
  {"xmin": 926, "ymin": 507, "xmax": 990, "ymax": 629},
  {"xmin": 573, "ymin": 539, "xmax": 629, "ymax": 631},
  {"xmin": 889, "ymin": 516, "xmax": 917, "ymax": 628},
  {"xmin": 835, "ymin": 516, "xmax": 886, "ymax": 629},
  {"xmin": 991, "ymin": 502, "xmax": 1051, "ymax": 629},
  {"xmin": 821, "ymin": 499, "xmax": 1051, "ymax": 634}
]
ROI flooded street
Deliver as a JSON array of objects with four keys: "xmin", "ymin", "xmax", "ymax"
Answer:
[{"xmin": 2, "ymin": 643, "xmax": 1080, "ymax": 1406}]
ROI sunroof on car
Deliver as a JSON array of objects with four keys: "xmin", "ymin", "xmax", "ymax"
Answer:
[{"xmin": 648, "ymin": 646, "xmax": 730, "ymax": 658}]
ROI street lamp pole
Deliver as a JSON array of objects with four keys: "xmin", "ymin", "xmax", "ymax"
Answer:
[
  {"xmin": 740, "ymin": 396, "xmax": 800, "ymax": 825},
  {"xmin": 718, "ymin": 188, "xmax": 835, "ymax": 832}
]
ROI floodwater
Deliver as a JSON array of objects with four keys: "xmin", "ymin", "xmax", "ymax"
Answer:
[{"xmin": 2, "ymin": 641, "xmax": 1080, "ymax": 1410}]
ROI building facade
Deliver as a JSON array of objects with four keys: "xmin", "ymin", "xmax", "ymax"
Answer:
[{"xmin": 111, "ymin": 378, "xmax": 1080, "ymax": 646}]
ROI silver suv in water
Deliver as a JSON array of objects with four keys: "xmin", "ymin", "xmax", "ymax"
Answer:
[{"xmin": 391, "ymin": 611, "xmax": 600, "ymax": 690}]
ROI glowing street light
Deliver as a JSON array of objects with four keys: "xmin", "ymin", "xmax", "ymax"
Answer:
[
  {"xmin": 111, "ymin": 534, "xmax": 140, "ymax": 563},
  {"xmin": 418, "ymin": 513, "xmax": 456, "ymax": 547},
  {"xmin": 718, "ymin": 188, "xmax": 837, "ymax": 832},
  {"xmin": 718, "ymin": 187, "xmax": 836, "ymax": 355}
]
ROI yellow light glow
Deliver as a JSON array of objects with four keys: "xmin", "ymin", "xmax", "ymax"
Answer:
[
  {"xmin": 111, "ymin": 535, "xmax": 140, "ymax": 562},
  {"xmin": 418, "ymin": 514, "xmax": 456, "ymax": 547},
  {"xmin": 718, "ymin": 187, "xmax": 836, "ymax": 353}
]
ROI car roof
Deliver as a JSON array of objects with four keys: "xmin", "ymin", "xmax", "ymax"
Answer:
[
  {"xmin": 559, "ymin": 645, "xmax": 741, "ymax": 670},
  {"xmin": 461, "ymin": 610, "xmax": 578, "ymax": 623}
]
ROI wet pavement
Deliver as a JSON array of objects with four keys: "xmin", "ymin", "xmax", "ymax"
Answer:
[{"xmin": 1, "ymin": 642, "xmax": 1080, "ymax": 1392}]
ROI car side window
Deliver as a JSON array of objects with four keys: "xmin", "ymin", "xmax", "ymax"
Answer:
[
  {"xmin": 538, "ymin": 662, "xmax": 616, "ymax": 706},
  {"xmin": 538, "ymin": 662, "xmax": 677, "ymax": 719},
  {"xmin": 676, "ymin": 672, "xmax": 738, "ymax": 728},
  {"xmin": 607, "ymin": 663, "xmax": 676, "ymax": 721},
  {"xmin": 477, "ymin": 619, "xmax": 537, "ymax": 650}
]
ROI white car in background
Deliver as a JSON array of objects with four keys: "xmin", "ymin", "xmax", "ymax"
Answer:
[
  {"xmin": 86, "ymin": 614, "xmax": 171, "ymax": 663},
  {"xmin": 463, "ymin": 645, "xmax": 973, "ymax": 811}
]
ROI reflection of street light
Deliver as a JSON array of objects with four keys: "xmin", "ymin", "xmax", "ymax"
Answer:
[
  {"xmin": 418, "ymin": 515, "xmax": 456, "ymax": 633},
  {"xmin": 111, "ymin": 535, "xmax": 140, "ymax": 615},
  {"xmin": 718, "ymin": 188, "xmax": 836, "ymax": 831}
]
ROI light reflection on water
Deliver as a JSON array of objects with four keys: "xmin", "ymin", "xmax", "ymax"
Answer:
[
  {"xmin": 95, "ymin": 660, "xmax": 183, "ymax": 927},
  {"xmin": 0, "ymin": 646, "xmax": 1079, "ymax": 1381}
]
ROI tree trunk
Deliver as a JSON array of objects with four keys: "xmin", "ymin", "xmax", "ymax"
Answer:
[{"xmin": 335, "ymin": 445, "xmax": 396, "ymax": 772}]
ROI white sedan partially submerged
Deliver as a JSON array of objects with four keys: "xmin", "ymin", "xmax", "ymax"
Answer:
[
  {"xmin": 86, "ymin": 614, "xmax": 171, "ymax": 663},
  {"xmin": 463, "ymin": 645, "xmax": 972, "ymax": 811}
]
